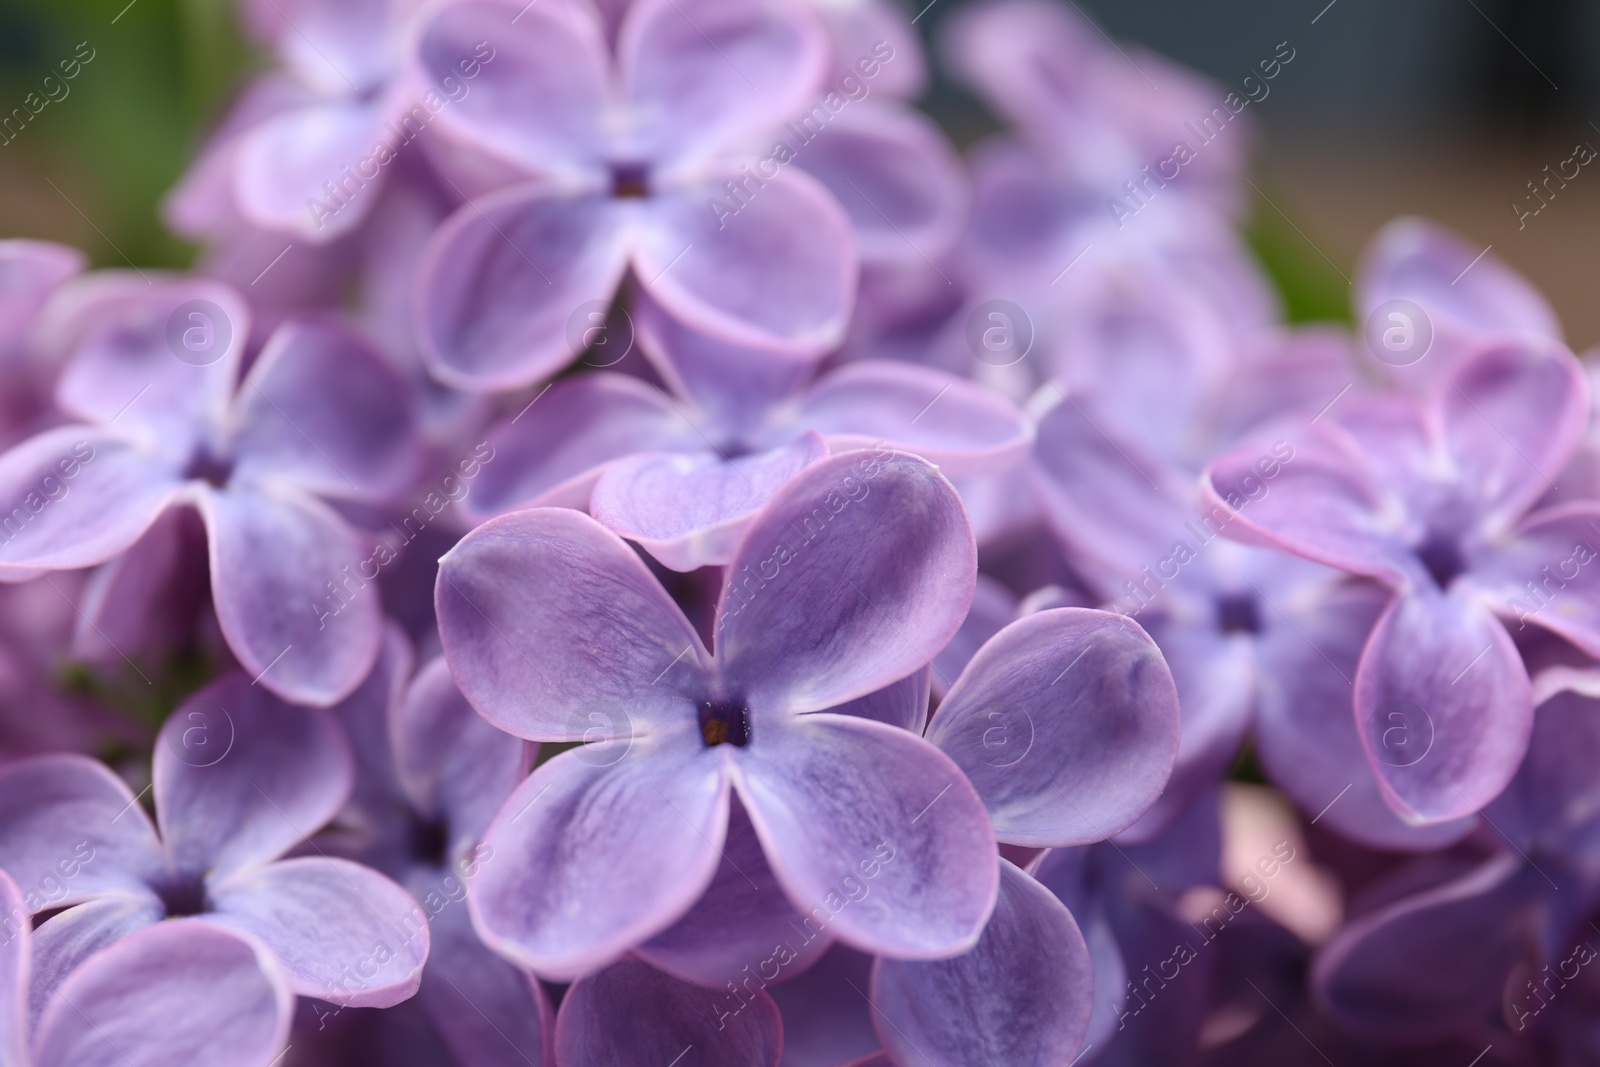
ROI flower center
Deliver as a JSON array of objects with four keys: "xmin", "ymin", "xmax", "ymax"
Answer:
[
  {"xmin": 1414, "ymin": 531, "xmax": 1466, "ymax": 590},
  {"xmin": 1214, "ymin": 592, "xmax": 1261, "ymax": 635},
  {"xmin": 610, "ymin": 162, "xmax": 651, "ymax": 200},
  {"xmin": 183, "ymin": 444, "xmax": 235, "ymax": 488},
  {"xmin": 407, "ymin": 814, "xmax": 450, "ymax": 869},
  {"xmin": 153, "ymin": 873, "xmax": 210, "ymax": 918},
  {"xmin": 699, "ymin": 699, "xmax": 750, "ymax": 748}
]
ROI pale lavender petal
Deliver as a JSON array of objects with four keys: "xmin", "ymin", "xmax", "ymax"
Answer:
[
  {"xmin": 590, "ymin": 433, "xmax": 828, "ymax": 571},
  {"xmin": 436, "ymin": 507, "xmax": 710, "ymax": 741},
  {"xmin": 716, "ymin": 451, "xmax": 975, "ymax": 714},
  {"xmin": 28, "ymin": 895, "xmax": 165, "ymax": 1022},
  {"xmin": 870, "ymin": 860, "xmax": 1092, "ymax": 1067},
  {"xmin": 795, "ymin": 102, "xmax": 967, "ymax": 264},
  {"xmin": 201, "ymin": 483, "xmax": 383, "ymax": 707},
  {"xmin": 930, "ymin": 575, "xmax": 1018, "ymax": 697},
  {"xmin": 231, "ymin": 318, "xmax": 420, "ymax": 501},
  {"xmin": 243, "ymin": 0, "xmax": 392, "ymax": 90},
  {"xmin": 1468, "ymin": 504, "xmax": 1600, "ymax": 658},
  {"xmin": 1354, "ymin": 589, "xmax": 1531, "ymax": 823},
  {"xmin": 0, "ymin": 755, "xmax": 163, "ymax": 906},
  {"xmin": 0, "ymin": 428, "xmax": 183, "ymax": 579},
  {"xmin": 927, "ymin": 609, "xmax": 1179, "ymax": 846},
  {"xmin": 469, "ymin": 739, "xmax": 730, "ymax": 980},
  {"xmin": 831, "ymin": 667, "xmax": 931, "ymax": 734},
  {"xmin": 155, "ymin": 672, "xmax": 352, "ymax": 882},
  {"xmin": 620, "ymin": 0, "xmax": 826, "ymax": 170},
  {"xmin": 232, "ymin": 101, "xmax": 392, "ymax": 241},
  {"xmin": 207, "ymin": 855, "xmax": 428, "ymax": 1008},
  {"xmin": 0, "ymin": 872, "xmax": 25, "ymax": 1065},
  {"xmin": 737, "ymin": 713, "xmax": 997, "ymax": 959},
  {"xmin": 638, "ymin": 167, "xmax": 855, "ymax": 355},
  {"xmin": 416, "ymin": 901, "xmax": 553, "ymax": 1067},
  {"xmin": 815, "ymin": 0, "xmax": 924, "ymax": 98},
  {"xmin": 416, "ymin": 187, "xmax": 631, "ymax": 392},
  {"xmin": 0, "ymin": 240, "xmax": 83, "ymax": 339},
  {"xmin": 790, "ymin": 362, "xmax": 1031, "ymax": 477},
  {"xmin": 463, "ymin": 373, "xmax": 699, "ymax": 521},
  {"xmin": 554, "ymin": 957, "xmax": 782, "ymax": 1067},
  {"xmin": 33, "ymin": 919, "xmax": 291, "ymax": 1067}
]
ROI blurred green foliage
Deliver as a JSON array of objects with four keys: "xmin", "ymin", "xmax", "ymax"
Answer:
[{"xmin": 0, "ymin": 0, "xmax": 252, "ymax": 268}]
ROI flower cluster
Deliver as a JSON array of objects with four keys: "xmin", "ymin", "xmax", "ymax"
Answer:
[{"xmin": 0, "ymin": 0, "xmax": 1595, "ymax": 1064}]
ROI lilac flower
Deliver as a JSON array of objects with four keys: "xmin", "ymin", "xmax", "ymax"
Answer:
[
  {"xmin": 1202, "ymin": 340, "xmax": 1599, "ymax": 823},
  {"xmin": 0, "ymin": 277, "xmax": 420, "ymax": 705},
  {"xmin": 0, "ymin": 668, "xmax": 428, "ymax": 1011},
  {"xmin": 461, "ymin": 299, "xmax": 1030, "ymax": 570},
  {"xmin": 327, "ymin": 626, "xmax": 552, "ymax": 1065},
  {"xmin": 437, "ymin": 451, "xmax": 998, "ymax": 977},
  {"xmin": 0, "ymin": 241, "xmax": 83, "ymax": 449},
  {"xmin": 0, "ymin": 870, "xmax": 293, "ymax": 1066},
  {"xmin": 409, "ymin": 0, "xmax": 858, "ymax": 390},
  {"xmin": 805, "ymin": 0, "xmax": 926, "ymax": 100}
]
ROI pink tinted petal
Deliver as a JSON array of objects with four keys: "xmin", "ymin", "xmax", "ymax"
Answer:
[
  {"xmin": 233, "ymin": 101, "xmax": 391, "ymax": 241},
  {"xmin": 28, "ymin": 896, "xmax": 165, "ymax": 1022},
  {"xmin": 155, "ymin": 672, "xmax": 352, "ymax": 882},
  {"xmin": 417, "ymin": 902, "xmax": 554, "ymax": 1067},
  {"xmin": 1436, "ymin": 340, "xmax": 1588, "ymax": 524},
  {"xmin": 232, "ymin": 319, "xmax": 420, "ymax": 501},
  {"xmin": 1468, "ymin": 504, "xmax": 1600, "ymax": 657},
  {"xmin": 620, "ymin": 0, "xmax": 826, "ymax": 170},
  {"xmin": 795, "ymin": 102, "xmax": 967, "ymax": 265},
  {"xmin": 0, "ymin": 240, "xmax": 82, "ymax": 338},
  {"xmin": 639, "ymin": 167, "xmax": 856, "ymax": 355},
  {"xmin": 33, "ymin": 920, "xmax": 291, "ymax": 1067},
  {"xmin": 591, "ymin": 433, "xmax": 828, "ymax": 571},
  {"xmin": 792, "ymin": 362, "xmax": 1031, "ymax": 477},
  {"xmin": 394, "ymin": 656, "xmax": 531, "ymax": 854},
  {"xmin": 1354, "ymin": 590, "xmax": 1532, "ymax": 823},
  {"xmin": 638, "ymin": 798, "xmax": 828, "ymax": 986},
  {"xmin": 202, "ymin": 483, "xmax": 383, "ymax": 707},
  {"xmin": 716, "ymin": 451, "xmax": 975, "ymax": 715},
  {"xmin": 463, "ymin": 373, "xmax": 699, "ymax": 521},
  {"xmin": 469, "ymin": 740, "xmax": 730, "ymax": 980},
  {"xmin": 0, "ymin": 755, "xmax": 163, "ymax": 905},
  {"xmin": 0, "ymin": 872, "xmax": 24, "ymax": 1064},
  {"xmin": 870, "ymin": 860, "xmax": 1092, "ymax": 1067},
  {"xmin": 413, "ymin": 0, "xmax": 611, "ymax": 183},
  {"xmin": 207, "ymin": 855, "xmax": 428, "ymax": 1008},
  {"xmin": 830, "ymin": 667, "xmax": 931, "ymax": 734},
  {"xmin": 737, "ymin": 713, "xmax": 998, "ymax": 960},
  {"xmin": 436, "ymin": 508, "xmax": 710, "ymax": 741},
  {"xmin": 555, "ymin": 957, "xmax": 782, "ymax": 1067},
  {"xmin": 927, "ymin": 609, "xmax": 1179, "ymax": 847},
  {"xmin": 0, "ymin": 429, "xmax": 182, "ymax": 579},
  {"xmin": 45, "ymin": 275, "xmax": 248, "ymax": 456},
  {"xmin": 416, "ymin": 186, "xmax": 631, "ymax": 392}
]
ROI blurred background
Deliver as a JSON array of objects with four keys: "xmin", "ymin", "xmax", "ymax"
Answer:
[{"xmin": 2, "ymin": 0, "xmax": 1597, "ymax": 342}]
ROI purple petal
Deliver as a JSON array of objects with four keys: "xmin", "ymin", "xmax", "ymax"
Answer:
[
  {"xmin": 927, "ymin": 609, "xmax": 1179, "ymax": 847},
  {"xmin": 639, "ymin": 168, "xmax": 856, "ymax": 355},
  {"xmin": 28, "ymin": 895, "xmax": 164, "ymax": 1022},
  {"xmin": 815, "ymin": 0, "xmax": 925, "ymax": 99},
  {"xmin": 0, "ymin": 428, "xmax": 182, "ymax": 579},
  {"xmin": 737, "ymin": 713, "xmax": 998, "ymax": 959},
  {"xmin": 716, "ymin": 451, "xmax": 975, "ymax": 714},
  {"xmin": 0, "ymin": 872, "xmax": 25, "ymax": 1064},
  {"xmin": 638, "ymin": 797, "xmax": 830, "ymax": 987},
  {"xmin": 795, "ymin": 101, "xmax": 967, "ymax": 265},
  {"xmin": 0, "ymin": 240, "xmax": 82, "ymax": 339},
  {"xmin": 870, "ymin": 859, "xmax": 1092, "ymax": 1067},
  {"xmin": 201, "ymin": 483, "xmax": 383, "ymax": 707},
  {"xmin": 768, "ymin": 943, "xmax": 879, "ymax": 1067},
  {"xmin": 1468, "ymin": 503, "xmax": 1600, "ymax": 657},
  {"xmin": 590, "ymin": 434, "xmax": 829, "ymax": 572},
  {"xmin": 463, "ymin": 373, "xmax": 699, "ymax": 520},
  {"xmin": 155, "ymin": 672, "xmax": 352, "ymax": 882},
  {"xmin": 232, "ymin": 101, "xmax": 391, "ymax": 241},
  {"xmin": 416, "ymin": 901, "xmax": 553, "ymax": 1067},
  {"xmin": 243, "ymin": 0, "xmax": 392, "ymax": 90},
  {"xmin": 207, "ymin": 855, "xmax": 428, "ymax": 1008},
  {"xmin": 619, "ymin": 0, "xmax": 826, "ymax": 169},
  {"xmin": 1486, "ymin": 686, "xmax": 1600, "ymax": 850},
  {"xmin": 554, "ymin": 956, "xmax": 782, "ymax": 1067},
  {"xmin": 469, "ymin": 741, "xmax": 730, "ymax": 980},
  {"xmin": 1354, "ymin": 589, "xmax": 1532, "ymax": 823},
  {"xmin": 0, "ymin": 754, "xmax": 163, "ymax": 907},
  {"xmin": 412, "ymin": 0, "xmax": 610, "ymax": 183},
  {"xmin": 830, "ymin": 667, "xmax": 931, "ymax": 734},
  {"xmin": 930, "ymin": 575, "xmax": 1018, "ymax": 697},
  {"xmin": 231, "ymin": 318, "xmax": 420, "ymax": 501},
  {"xmin": 32, "ymin": 920, "xmax": 291, "ymax": 1067},
  {"xmin": 416, "ymin": 186, "xmax": 630, "ymax": 392},
  {"xmin": 436, "ymin": 507, "xmax": 710, "ymax": 741},
  {"xmin": 71, "ymin": 506, "xmax": 207, "ymax": 667},
  {"xmin": 791, "ymin": 362, "xmax": 1031, "ymax": 477}
]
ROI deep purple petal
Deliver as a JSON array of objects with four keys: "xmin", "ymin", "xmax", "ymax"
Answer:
[
  {"xmin": 201, "ymin": 482, "xmax": 383, "ymax": 707},
  {"xmin": 469, "ymin": 740, "xmax": 730, "ymax": 980},
  {"xmin": 870, "ymin": 860, "xmax": 1092, "ymax": 1067},
  {"xmin": 927, "ymin": 609, "xmax": 1179, "ymax": 846},
  {"xmin": 436, "ymin": 507, "xmax": 710, "ymax": 741},
  {"xmin": 767, "ymin": 943, "xmax": 879, "ymax": 1067},
  {"xmin": 716, "ymin": 451, "xmax": 975, "ymax": 714},
  {"xmin": 555, "ymin": 956, "xmax": 782, "ymax": 1067},
  {"xmin": 737, "ymin": 713, "xmax": 998, "ymax": 960}
]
